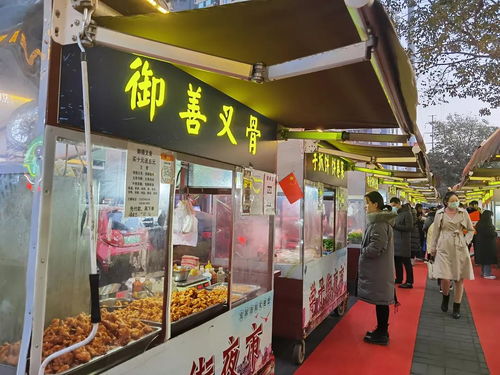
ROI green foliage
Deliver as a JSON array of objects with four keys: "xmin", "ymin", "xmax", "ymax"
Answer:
[
  {"xmin": 381, "ymin": 0, "xmax": 499, "ymax": 115},
  {"xmin": 427, "ymin": 114, "xmax": 496, "ymax": 193}
]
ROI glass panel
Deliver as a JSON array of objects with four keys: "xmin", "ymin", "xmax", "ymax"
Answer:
[
  {"xmin": 0, "ymin": 1, "xmax": 43, "ymax": 371},
  {"xmin": 335, "ymin": 187, "xmax": 348, "ymax": 250},
  {"xmin": 233, "ymin": 189, "xmax": 272, "ymax": 303},
  {"xmin": 303, "ymin": 182, "xmax": 322, "ymax": 262},
  {"xmin": 42, "ymin": 138, "xmax": 170, "ymax": 374},
  {"xmin": 322, "ymin": 189, "xmax": 335, "ymax": 254},
  {"xmin": 274, "ymin": 190, "xmax": 302, "ymax": 266},
  {"xmin": 171, "ymin": 161, "xmax": 231, "ymax": 327},
  {"xmin": 347, "ymin": 198, "xmax": 365, "ymax": 245},
  {"xmin": 188, "ymin": 164, "xmax": 232, "ymax": 188}
]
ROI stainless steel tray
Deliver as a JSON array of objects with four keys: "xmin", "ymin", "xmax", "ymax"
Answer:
[
  {"xmin": 55, "ymin": 327, "xmax": 160, "ymax": 375},
  {"xmin": 231, "ymin": 283, "xmax": 261, "ymax": 296},
  {"xmin": 171, "ymin": 303, "xmax": 226, "ymax": 338},
  {"xmin": 0, "ymin": 363, "xmax": 15, "ymax": 375}
]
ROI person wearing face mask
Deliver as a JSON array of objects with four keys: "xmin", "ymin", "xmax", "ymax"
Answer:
[
  {"xmin": 390, "ymin": 197, "xmax": 414, "ymax": 289},
  {"xmin": 429, "ymin": 192, "xmax": 475, "ymax": 319}
]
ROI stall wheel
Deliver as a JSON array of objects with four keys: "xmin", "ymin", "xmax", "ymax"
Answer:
[
  {"xmin": 292, "ymin": 339, "xmax": 306, "ymax": 365},
  {"xmin": 334, "ymin": 298, "xmax": 348, "ymax": 316}
]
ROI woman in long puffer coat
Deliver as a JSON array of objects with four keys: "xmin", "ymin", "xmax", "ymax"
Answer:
[{"xmin": 358, "ymin": 191, "xmax": 397, "ymax": 346}]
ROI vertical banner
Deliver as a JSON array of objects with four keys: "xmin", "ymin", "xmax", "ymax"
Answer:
[
  {"xmin": 242, "ymin": 169, "xmax": 265, "ymax": 215},
  {"xmin": 125, "ymin": 142, "xmax": 161, "ymax": 217},
  {"xmin": 250, "ymin": 170, "xmax": 264, "ymax": 215},
  {"xmin": 160, "ymin": 152, "xmax": 175, "ymax": 184},
  {"xmin": 263, "ymin": 173, "xmax": 276, "ymax": 216}
]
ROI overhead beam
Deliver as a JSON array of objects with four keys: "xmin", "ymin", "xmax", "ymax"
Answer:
[
  {"xmin": 318, "ymin": 147, "xmax": 371, "ymax": 162},
  {"xmin": 267, "ymin": 40, "xmax": 372, "ymax": 81},
  {"xmin": 94, "ymin": 27, "xmax": 255, "ymax": 80},
  {"xmin": 344, "ymin": 132, "xmax": 409, "ymax": 143}
]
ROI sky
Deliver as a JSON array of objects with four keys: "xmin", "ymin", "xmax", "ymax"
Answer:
[{"xmin": 417, "ymin": 98, "xmax": 500, "ymax": 150}]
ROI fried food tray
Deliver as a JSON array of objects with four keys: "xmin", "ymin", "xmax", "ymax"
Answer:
[
  {"xmin": 55, "ymin": 326, "xmax": 160, "ymax": 375},
  {"xmin": 171, "ymin": 303, "xmax": 227, "ymax": 338}
]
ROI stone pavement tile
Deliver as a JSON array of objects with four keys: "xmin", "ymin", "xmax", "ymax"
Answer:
[
  {"xmin": 427, "ymin": 366, "xmax": 446, "ymax": 375},
  {"xmin": 412, "ymin": 277, "xmax": 490, "ymax": 375},
  {"xmin": 411, "ymin": 362, "xmax": 428, "ymax": 375}
]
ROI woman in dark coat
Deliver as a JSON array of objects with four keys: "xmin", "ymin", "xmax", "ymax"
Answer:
[
  {"xmin": 358, "ymin": 191, "xmax": 397, "ymax": 345},
  {"xmin": 475, "ymin": 210, "xmax": 498, "ymax": 279},
  {"xmin": 406, "ymin": 204, "xmax": 422, "ymax": 261},
  {"xmin": 390, "ymin": 198, "xmax": 414, "ymax": 288}
]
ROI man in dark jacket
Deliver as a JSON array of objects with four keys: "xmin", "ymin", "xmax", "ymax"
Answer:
[{"xmin": 390, "ymin": 197, "xmax": 414, "ymax": 289}]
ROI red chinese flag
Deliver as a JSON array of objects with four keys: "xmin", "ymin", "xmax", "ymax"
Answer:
[{"xmin": 279, "ymin": 172, "xmax": 303, "ymax": 204}]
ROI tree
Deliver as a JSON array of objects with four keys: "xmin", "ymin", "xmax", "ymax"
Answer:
[
  {"xmin": 427, "ymin": 114, "xmax": 496, "ymax": 194},
  {"xmin": 380, "ymin": 0, "xmax": 499, "ymax": 115}
]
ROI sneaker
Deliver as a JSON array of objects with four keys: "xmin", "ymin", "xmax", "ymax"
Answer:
[{"xmin": 484, "ymin": 275, "xmax": 497, "ymax": 279}]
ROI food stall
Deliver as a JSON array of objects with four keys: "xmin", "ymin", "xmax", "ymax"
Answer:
[
  {"xmin": 1, "ymin": 0, "xmax": 432, "ymax": 373},
  {"xmin": 272, "ymin": 140, "xmax": 349, "ymax": 363},
  {"xmin": 1, "ymin": 36, "xmax": 278, "ymax": 375}
]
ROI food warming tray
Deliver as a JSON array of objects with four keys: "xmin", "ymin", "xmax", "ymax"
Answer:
[
  {"xmin": 55, "ymin": 327, "xmax": 160, "ymax": 375},
  {"xmin": 171, "ymin": 303, "xmax": 227, "ymax": 338}
]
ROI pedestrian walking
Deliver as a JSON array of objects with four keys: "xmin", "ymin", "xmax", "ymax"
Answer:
[
  {"xmin": 358, "ymin": 191, "xmax": 397, "ymax": 345},
  {"xmin": 416, "ymin": 203, "xmax": 426, "ymax": 258},
  {"xmin": 390, "ymin": 197, "xmax": 414, "ymax": 289},
  {"xmin": 406, "ymin": 203, "xmax": 422, "ymax": 264},
  {"xmin": 475, "ymin": 210, "xmax": 498, "ymax": 279},
  {"xmin": 429, "ymin": 192, "xmax": 475, "ymax": 319}
]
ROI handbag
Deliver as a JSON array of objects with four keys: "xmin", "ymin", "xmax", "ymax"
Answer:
[{"xmin": 426, "ymin": 259, "xmax": 436, "ymax": 280}]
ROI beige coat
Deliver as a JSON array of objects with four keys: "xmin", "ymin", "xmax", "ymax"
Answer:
[{"xmin": 430, "ymin": 208, "xmax": 475, "ymax": 281}]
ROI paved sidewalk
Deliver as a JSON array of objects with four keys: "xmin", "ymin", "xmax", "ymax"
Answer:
[{"xmin": 411, "ymin": 277, "xmax": 490, "ymax": 375}]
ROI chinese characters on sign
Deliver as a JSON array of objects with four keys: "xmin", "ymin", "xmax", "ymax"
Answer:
[
  {"xmin": 188, "ymin": 323, "xmax": 265, "ymax": 375},
  {"xmin": 263, "ymin": 173, "xmax": 276, "ymax": 216},
  {"xmin": 246, "ymin": 116, "xmax": 261, "ymax": 155},
  {"xmin": 124, "ymin": 57, "xmax": 166, "ymax": 122},
  {"xmin": 308, "ymin": 267, "xmax": 346, "ymax": 317},
  {"xmin": 179, "ymin": 83, "xmax": 207, "ymax": 135},
  {"xmin": 367, "ymin": 176, "xmax": 379, "ymax": 190},
  {"xmin": 389, "ymin": 185, "xmax": 398, "ymax": 196},
  {"xmin": 190, "ymin": 356, "xmax": 215, "ymax": 375},
  {"xmin": 311, "ymin": 152, "xmax": 346, "ymax": 179},
  {"xmin": 124, "ymin": 143, "xmax": 160, "ymax": 217},
  {"xmin": 218, "ymin": 105, "xmax": 237, "ymax": 145}
]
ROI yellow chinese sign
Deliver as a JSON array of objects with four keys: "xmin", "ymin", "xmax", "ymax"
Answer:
[
  {"xmin": 179, "ymin": 83, "xmax": 207, "ymax": 135},
  {"xmin": 246, "ymin": 115, "xmax": 261, "ymax": 155},
  {"xmin": 311, "ymin": 152, "xmax": 346, "ymax": 179},
  {"xmin": 367, "ymin": 176, "xmax": 379, "ymax": 190},
  {"xmin": 124, "ymin": 57, "xmax": 166, "ymax": 122},
  {"xmin": 217, "ymin": 105, "xmax": 237, "ymax": 145},
  {"xmin": 389, "ymin": 186, "xmax": 398, "ymax": 196}
]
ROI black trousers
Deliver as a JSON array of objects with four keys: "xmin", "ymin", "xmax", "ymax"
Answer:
[
  {"xmin": 376, "ymin": 305, "xmax": 389, "ymax": 330},
  {"xmin": 395, "ymin": 256, "xmax": 414, "ymax": 284}
]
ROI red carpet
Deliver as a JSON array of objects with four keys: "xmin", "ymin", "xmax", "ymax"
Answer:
[
  {"xmin": 296, "ymin": 263, "xmax": 427, "ymax": 375},
  {"xmin": 465, "ymin": 265, "xmax": 500, "ymax": 375}
]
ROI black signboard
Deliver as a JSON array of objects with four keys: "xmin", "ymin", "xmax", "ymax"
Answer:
[
  {"xmin": 58, "ymin": 45, "xmax": 277, "ymax": 172},
  {"xmin": 305, "ymin": 152, "xmax": 347, "ymax": 187}
]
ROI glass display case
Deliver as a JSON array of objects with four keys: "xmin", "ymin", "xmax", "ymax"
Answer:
[
  {"xmin": 322, "ymin": 188, "xmax": 336, "ymax": 253},
  {"xmin": 347, "ymin": 197, "xmax": 365, "ymax": 245},
  {"xmin": 0, "ymin": 1, "xmax": 44, "ymax": 372},
  {"xmin": 37, "ymin": 135, "xmax": 169, "ymax": 374},
  {"xmin": 335, "ymin": 187, "xmax": 348, "ymax": 250}
]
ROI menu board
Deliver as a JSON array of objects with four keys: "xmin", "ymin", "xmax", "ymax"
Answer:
[
  {"xmin": 263, "ymin": 173, "xmax": 276, "ymax": 215},
  {"xmin": 125, "ymin": 142, "xmax": 161, "ymax": 217}
]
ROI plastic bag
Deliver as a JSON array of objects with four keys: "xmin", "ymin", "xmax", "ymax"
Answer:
[{"xmin": 173, "ymin": 200, "xmax": 198, "ymax": 246}]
